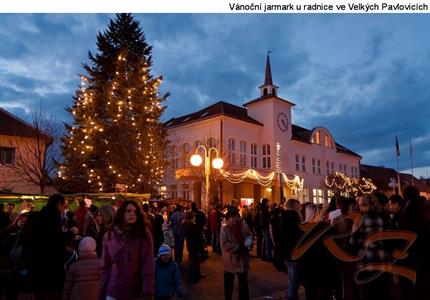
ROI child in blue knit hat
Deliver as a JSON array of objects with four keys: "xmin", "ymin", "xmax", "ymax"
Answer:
[{"xmin": 155, "ymin": 244, "xmax": 183, "ymax": 300}]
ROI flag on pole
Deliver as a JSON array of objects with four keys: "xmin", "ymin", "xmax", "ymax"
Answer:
[
  {"xmin": 409, "ymin": 139, "xmax": 413, "ymax": 155},
  {"xmin": 395, "ymin": 135, "xmax": 400, "ymax": 156}
]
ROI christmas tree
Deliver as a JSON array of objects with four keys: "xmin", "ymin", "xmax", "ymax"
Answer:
[{"xmin": 58, "ymin": 14, "xmax": 168, "ymax": 193}]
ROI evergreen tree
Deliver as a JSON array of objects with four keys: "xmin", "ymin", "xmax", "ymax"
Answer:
[{"xmin": 58, "ymin": 14, "xmax": 168, "ymax": 193}]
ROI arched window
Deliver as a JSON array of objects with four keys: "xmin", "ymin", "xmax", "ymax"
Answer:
[
  {"xmin": 315, "ymin": 131, "xmax": 320, "ymax": 145},
  {"xmin": 262, "ymin": 144, "xmax": 271, "ymax": 169},
  {"xmin": 239, "ymin": 141, "xmax": 246, "ymax": 168},
  {"xmin": 228, "ymin": 138, "xmax": 236, "ymax": 166},
  {"xmin": 173, "ymin": 146, "xmax": 179, "ymax": 169},
  {"xmin": 251, "ymin": 143, "xmax": 258, "ymax": 168},
  {"xmin": 263, "ymin": 88, "xmax": 268, "ymax": 95},
  {"xmin": 208, "ymin": 137, "xmax": 216, "ymax": 148},
  {"xmin": 182, "ymin": 143, "xmax": 190, "ymax": 167}
]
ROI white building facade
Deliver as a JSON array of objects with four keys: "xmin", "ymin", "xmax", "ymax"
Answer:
[{"xmin": 163, "ymin": 56, "xmax": 361, "ymax": 207}]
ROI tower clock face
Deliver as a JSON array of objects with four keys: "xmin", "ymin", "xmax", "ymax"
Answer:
[{"xmin": 277, "ymin": 112, "xmax": 289, "ymax": 132}]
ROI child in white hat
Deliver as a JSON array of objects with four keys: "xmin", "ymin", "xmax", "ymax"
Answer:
[
  {"xmin": 155, "ymin": 244, "xmax": 183, "ymax": 300},
  {"xmin": 63, "ymin": 237, "xmax": 100, "ymax": 300}
]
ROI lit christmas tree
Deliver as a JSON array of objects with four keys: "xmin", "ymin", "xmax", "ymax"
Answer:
[{"xmin": 58, "ymin": 14, "xmax": 168, "ymax": 193}]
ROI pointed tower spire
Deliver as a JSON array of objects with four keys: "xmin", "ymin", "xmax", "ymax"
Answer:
[
  {"xmin": 264, "ymin": 53, "xmax": 273, "ymax": 85},
  {"xmin": 259, "ymin": 51, "xmax": 278, "ymax": 97}
]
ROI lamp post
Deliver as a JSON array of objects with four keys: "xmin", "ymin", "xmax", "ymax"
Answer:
[{"xmin": 190, "ymin": 145, "xmax": 224, "ymax": 211}]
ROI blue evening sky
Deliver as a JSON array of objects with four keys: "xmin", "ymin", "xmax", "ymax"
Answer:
[{"xmin": 0, "ymin": 14, "xmax": 429, "ymax": 177}]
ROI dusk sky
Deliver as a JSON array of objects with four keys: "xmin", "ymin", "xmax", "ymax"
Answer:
[{"xmin": 0, "ymin": 14, "xmax": 429, "ymax": 177}]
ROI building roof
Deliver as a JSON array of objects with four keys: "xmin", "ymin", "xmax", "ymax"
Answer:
[
  {"xmin": 164, "ymin": 101, "xmax": 360, "ymax": 159},
  {"xmin": 360, "ymin": 164, "xmax": 430, "ymax": 193},
  {"xmin": 0, "ymin": 107, "xmax": 52, "ymax": 141},
  {"xmin": 243, "ymin": 94, "xmax": 295, "ymax": 107},
  {"xmin": 164, "ymin": 101, "xmax": 264, "ymax": 128},
  {"xmin": 291, "ymin": 124, "xmax": 361, "ymax": 158}
]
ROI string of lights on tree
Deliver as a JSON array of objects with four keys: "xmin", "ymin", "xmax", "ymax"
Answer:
[
  {"xmin": 325, "ymin": 171, "xmax": 377, "ymax": 196},
  {"xmin": 58, "ymin": 14, "xmax": 167, "ymax": 193}
]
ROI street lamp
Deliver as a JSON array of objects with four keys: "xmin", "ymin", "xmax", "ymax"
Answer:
[{"xmin": 190, "ymin": 145, "xmax": 223, "ymax": 211}]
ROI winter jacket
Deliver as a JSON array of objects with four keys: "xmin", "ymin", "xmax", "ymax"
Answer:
[
  {"xmin": 83, "ymin": 211, "xmax": 99, "ymax": 238},
  {"xmin": 220, "ymin": 219, "xmax": 252, "ymax": 273},
  {"xmin": 23, "ymin": 205, "xmax": 66, "ymax": 293},
  {"xmin": 155, "ymin": 257, "xmax": 183, "ymax": 298},
  {"xmin": 170, "ymin": 211, "xmax": 185, "ymax": 236},
  {"xmin": 280, "ymin": 210, "xmax": 302, "ymax": 261},
  {"xmin": 75, "ymin": 206, "xmax": 88, "ymax": 235},
  {"xmin": 99, "ymin": 226, "xmax": 155, "ymax": 300},
  {"xmin": 182, "ymin": 219, "xmax": 200, "ymax": 254},
  {"xmin": 62, "ymin": 252, "xmax": 100, "ymax": 300}
]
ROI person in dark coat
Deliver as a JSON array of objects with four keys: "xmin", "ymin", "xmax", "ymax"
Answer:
[
  {"xmin": 398, "ymin": 185, "xmax": 430, "ymax": 300},
  {"xmin": 270, "ymin": 202, "xmax": 286, "ymax": 271},
  {"xmin": 0, "ymin": 203, "xmax": 10, "ymax": 230},
  {"xmin": 281, "ymin": 199, "xmax": 302, "ymax": 300},
  {"xmin": 170, "ymin": 205, "xmax": 185, "ymax": 264},
  {"xmin": 22, "ymin": 194, "xmax": 67, "ymax": 300},
  {"xmin": 153, "ymin": 207, "xmax": 165, "ymax": 258},
  {"xmin": 182, "ymin": 211, "xmax": 201, "ymax": 282},
  {"xmin": 0, "ymin": 212, "xmax": 28, "ymax": 300},
  {"xmin": 259, "ymin": 198, "xmax": 272, "ymax": 261},
  {"xmin": 191, "ymin": 202, "xmax": 207, "ymax": 259}
]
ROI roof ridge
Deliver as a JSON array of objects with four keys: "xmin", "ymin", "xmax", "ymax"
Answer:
[{"xmin": 0, "ymin": 106, "xmax": 35, "ymax": 131}]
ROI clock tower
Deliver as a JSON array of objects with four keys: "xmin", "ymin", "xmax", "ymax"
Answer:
[{"xmin": 245, "ymin": 54, "xmax": 295, "ymax": 172}]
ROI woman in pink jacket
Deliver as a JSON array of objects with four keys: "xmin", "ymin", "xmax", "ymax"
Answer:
[{"xmin": 99, "ymin": 200, "xmax": 155, "ymax": 300}]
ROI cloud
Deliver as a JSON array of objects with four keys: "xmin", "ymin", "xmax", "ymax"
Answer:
[{"xmin": 1, "ymin": 14, "xmax": 429, "ymax": 174}]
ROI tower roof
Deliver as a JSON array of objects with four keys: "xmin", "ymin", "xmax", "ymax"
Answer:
[{"xmin": 264, "ymin": 53, "xmax": 273, "ymax": 85}]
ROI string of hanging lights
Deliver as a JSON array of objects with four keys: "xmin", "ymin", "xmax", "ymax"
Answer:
[
  {"xmin": 219, "ymin": 168, "xmax": 303, "ymax": 189},
  {"xmin": 325, "ymin": 171, "xmax": 376, "ymax": 196}
]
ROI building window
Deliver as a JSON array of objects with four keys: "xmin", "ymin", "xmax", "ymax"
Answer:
[
  {"xmin": 182, "ymin": 143, "xmax": 190, "ymax": 167},
  {"xmin": 317, "ymin": 159, "xmax": 321, "ymax": 175},
  {"xmin": 312, "ymin": 188, "xmax": 324, "ymax": 204},
  {"xmin": 262, "ymin": 144, "xmax": 271, "ymax": 169},
  {"xmin": 312, "ymin": 158, "xmax": 316, "ymax": 175},
  {"xmin": 302, "ymin": 188, "xmax": 308, "ymax": 202},
  {"xmin": 315, "ymin": 131, "xmax": 320, "ymax": 145},
  {"xmin": 239, "ymin": 141, "xmax": 246, "ymax": 168},
  {"xmin": 208, "ymin": 137, "xmax": 216, "ymax": 148},
  {"xmin": 228, "ymin": 138, "xmax": 236, "ymax": 167},
  {"xmin": 0, "ymin": 147, "xmax": 15, "ymax": 165},
  {"xmin": 251, "ymin": 143, "xmax": 257, "ymax": 168},
  {"xmin": 326, "ymin": 161, "xmax": 330, "ymax": 175},
  {"xmin": 182, "ymin": 190, "xmax": 190, "ymax": 200},
  {"xmin": 296, "ymin": 155, "xmax": 306, "ymax": 172},
  {"xmin": 173, "ymin": 146, "xmax": 179, "ymax": 169}
]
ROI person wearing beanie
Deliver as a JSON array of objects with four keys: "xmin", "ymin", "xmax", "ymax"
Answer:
[
  {"xmin": 62, "ymin": 237, "xmax": 100, "ymax": 300},
  {"xmin": 155, "ymin": 244, "xmax": 183, "ymax": 300}
]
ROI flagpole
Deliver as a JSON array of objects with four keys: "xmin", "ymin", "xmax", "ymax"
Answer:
[
  {"xmin": 396, "ymin": 155, "xmax": 401, "ymax": 195},
  {"xmin": 395, "ymin": 135, "xmax": 401, "ymax": 195},
  {"xmin": 409, "ymin": 140, "xmax": 414, "ymax": 185}
]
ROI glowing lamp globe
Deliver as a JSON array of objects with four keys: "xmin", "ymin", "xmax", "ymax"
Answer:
[
  {"xmin": 190, "ymin": 154, "xmax": 203, "ymax": 166},
  {"xmin": 212, "ymin": 157, "xmax": 224, "ymax": 169}
]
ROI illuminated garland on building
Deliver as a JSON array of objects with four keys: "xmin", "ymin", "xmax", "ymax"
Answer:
[
  {"xmin": 219, "ymin": 169, "xmax": 303, "ymax": 189},
  {"xmin": 325, "ymin": 171, "xmax": 376, "ymax": 196}
]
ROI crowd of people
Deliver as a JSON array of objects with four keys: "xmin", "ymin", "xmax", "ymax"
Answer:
[{"xmin": 0, "ymin": 184, "xmax": 429, "ymax": 300}]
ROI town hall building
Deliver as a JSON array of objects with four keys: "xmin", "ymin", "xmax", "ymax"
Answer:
[{"xmin": 162, "ymin": 55, "xmax": 361, "ymax": 207}]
